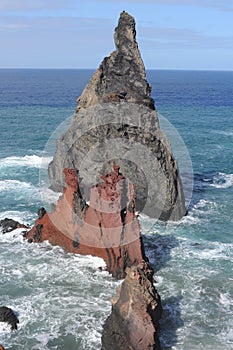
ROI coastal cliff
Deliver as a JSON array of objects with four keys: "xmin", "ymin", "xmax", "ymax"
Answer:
[{"xmin": 48, "ymin": 11, "xmax": 186, "ymax": 222}]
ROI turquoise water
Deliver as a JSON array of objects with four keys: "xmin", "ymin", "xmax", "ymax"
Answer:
[{"xmin": 0, "ymin": 69, "xmax": 232, "ymax": 349}]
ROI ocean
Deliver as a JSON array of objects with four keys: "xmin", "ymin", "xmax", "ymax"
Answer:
[{"xmin": 0, "ymin": 69, "xmax": 232, "ymax": 349}]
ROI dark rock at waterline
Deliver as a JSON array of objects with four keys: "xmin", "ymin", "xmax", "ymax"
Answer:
[
  {"xmin": 37, "ymin": 207, "xmax": 47, "ymax": 219},
  {"xmin": 0, "ymin": 218, "xmax": 29, "ymax": 234},
  {"xmin": 0, "ymin": 306, "xmax": 19, "ymax": 330}
]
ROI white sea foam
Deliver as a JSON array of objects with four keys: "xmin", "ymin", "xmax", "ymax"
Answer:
[
  {"xmin": 0, "ymin": 155, "xmax": 52, "ymax": 169},
  {"xmin": 0, "ymin": 227, "xmax": 27, "ymax": 242},
  {"xmin": 211, "ymin": 172, "xmax": 233, "ymax": 189},
  {"xmin": 219, "ymin": 293, "xmax": 233, "ymax": 308},
  {"xmin": 39, "ymin": 187, "xmax": 62, "ymax": 204},
  {"xmin": 0, "ymin": 179, "xmax": 33, "ymax": 192},
  {"xmin": 0, "ymin": 238, "xmax": 119, "ymax": 349},
  {"xmin": 212, "ymin": 130, "xmax": 233, "ymax": 137},
  {"xmin": 0, "ymin": 210, "xmax": 34, "ymax": 223}
]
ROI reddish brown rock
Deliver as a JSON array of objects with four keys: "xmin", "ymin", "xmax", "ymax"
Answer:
[
  {"xmin": 0, "ymin": 345, "xmax": 5, "ymax": 350},
  {"xmin": 27, "ymin": 166, "xmax": 146, "ymax": 278},
  {"xmin": 101, "ymin": 261, "xmax": 162, "ymax": 350}
]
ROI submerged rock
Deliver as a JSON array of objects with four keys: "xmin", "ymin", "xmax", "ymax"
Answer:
[
  {"xmin": 0, "ymin": 306, "xmax": 19, "ymax": 330},
  {"xmin": 48, "ymin": 11, "xmax": 186, "ymax": 222},
  {"xmin": 102, "ymin": 261, "xmax": 162, "ymax": 350}
]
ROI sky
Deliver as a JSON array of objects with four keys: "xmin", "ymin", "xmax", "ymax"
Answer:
[{"xmin": 0, "ymin": 0, "xmax": 233, "ymax": 70}]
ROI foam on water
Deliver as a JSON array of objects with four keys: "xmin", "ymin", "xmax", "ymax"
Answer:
[
  {"xmin": 0, "ymin": 155, "xmax": 52, "ymax": 169},
  {"xmin": 212, "ymin": 130, "xmax": 233, "ymax": 137},
  {"xmin": 0, "ymin": 235, "xmax": 120, "ymax": 349},
  {"xmin": 211, "ymin": 172, "xmax": 233, "ymax": 189},
  {"xmin": 0, "ymin": 179, "xmax": 34, "ymax": 192},
  {"xmin": 0, "ymin": 210, "xmax": 35, "ymax": 224},
  {"xmin": 143, "ymin": 232, "xmax": 233, "ymax": 350}
]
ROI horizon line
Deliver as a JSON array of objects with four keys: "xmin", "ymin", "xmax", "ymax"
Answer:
[{"xmin": 0, "ymin": 67, "xmax": 233, "ymax": 72}]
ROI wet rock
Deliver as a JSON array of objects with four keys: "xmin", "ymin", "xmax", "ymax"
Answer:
[
  {"xmin": 37, "ymin": 207, "xmax": 46, "ymax": 219},
  {"xmin": 0, "ymin": 306, "xmax": 19, "ymax": 330},
  {"xmin": 0, "ymin": 218, "xmax": 29, "ymax": 234}
]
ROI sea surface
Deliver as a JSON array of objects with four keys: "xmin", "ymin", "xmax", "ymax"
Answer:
[{"xmin": 0, "ymin": 69, "xmax": 232, "ymax": 349}]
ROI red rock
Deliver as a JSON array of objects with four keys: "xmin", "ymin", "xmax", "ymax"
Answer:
[
  {"xmin": 102, "ymin": 261, "xmax": 162, "ymax": 349},
  {"xmin": 27, "ymin": 165, "xmax": 146, "ymax": 278},
  {"xmin": 0, "ymin": 345, "xmax": 5, "ymax": 350}
]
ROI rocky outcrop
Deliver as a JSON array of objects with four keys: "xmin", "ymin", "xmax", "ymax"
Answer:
[
  {"xmin": 27, "ymin": 166, "xmax": 146, "ymax": 279},
  {"xmin": 0, "ymin": 345, "xmax": 5, "ymax": 350},
  {"xmin": 0, "ymin": 306, "xmax": 19, "ymax": 330},
  {"xmin": 0, "ymin": 218, "xmax": 29, "ymax": 234},
  {"xmin": 102, "ymin": 261, "xmax": 162, "ymax": 350},
  {"xmin": 77, "ymin": 11, "xmax": 154, "ymax": 110},
  {"xmin": 48, "ymin": 11, "xmax": 186, "ymax": 222}
]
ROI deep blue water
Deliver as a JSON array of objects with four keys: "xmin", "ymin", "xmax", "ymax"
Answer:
[{"xmin": 0, "ymin": 69, "xmax": 232, "ymax": 349}]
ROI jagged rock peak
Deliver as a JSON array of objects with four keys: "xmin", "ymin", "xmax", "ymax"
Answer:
[
  {"xmin": 77, "ymin": 11, "xmax": 155, "ymax": 110},
  {"xmin": 114, "ymin": 11, "xmax": 137, "ymax": 54}
]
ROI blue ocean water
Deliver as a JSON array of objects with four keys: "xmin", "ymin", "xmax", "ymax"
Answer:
[{"xmin": 0, "ymin": 69, "xmax": 232, "ymax": 349}]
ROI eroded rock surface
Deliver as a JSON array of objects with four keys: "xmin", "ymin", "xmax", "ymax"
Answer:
[
  {"xmin": 48, "ymin": 11, "xmax": 186, "ymax": 221},
  {"xmin": 27, "ymin": 166, "xmax": 146, "ymax": 279},
  {"xmin": 102, "ymin": 262, "xmax": 162, "ymax": 350}
]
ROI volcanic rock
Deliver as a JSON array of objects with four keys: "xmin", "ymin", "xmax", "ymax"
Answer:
[
  {"xmin": 0, "ymin": 306, "xmax": 19, "ymax": 330},
  {"xmin": 27, "ymin": 166, "xmax": 146, "ymax": 279},
  {"xmin": 48, "ymin": 11, "xmax": 186, "ymax": 221},
  {"xmin": 102, "ymin": 261, "xmax": 162, "ymax": 350},
  {"xmin": 0, "ymin": 218, "xmax": 29, "ymax": 234}
]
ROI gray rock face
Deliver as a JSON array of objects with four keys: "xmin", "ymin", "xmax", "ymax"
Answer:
[{"xmin": 48, "ymin": 11, "xmax": 186, "ymax": 221}]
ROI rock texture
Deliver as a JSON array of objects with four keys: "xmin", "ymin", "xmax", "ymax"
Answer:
[
  {"xmin": 27, "ymin": 166, "xmax": 146, "ymax": 279},
  {"xmin": 48, "ymin": 11, "xmax": 186, "ymax": 222},
  {"xmin": 0, "ymin": 306, "xmax": 19, "ymax": 330},
  {"xmin": 77, "ymin": 11, "xmax": 154, "ymax": 110},
  {"xmin": 0, "ymin": 218, "xmax": 29, "ymax": 234},
  {"xmin": 102, "ymin": 261, "xmax": 162, "ymax": 350}
]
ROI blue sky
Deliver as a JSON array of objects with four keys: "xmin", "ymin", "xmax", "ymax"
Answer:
[{"xmin": 0, "ymin": 0, "xmax": 233, "ymax": 70}]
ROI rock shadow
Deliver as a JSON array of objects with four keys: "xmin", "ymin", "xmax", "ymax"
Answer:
[
  {"xmin": 159, "ymin": 295, "xmax": 184, "ymax": 350},
  {"xmin": 143, "ymin": 233, "xmax": 179, "ymax": 273},
  {"xmin": 142, "ymin": 233, "xmax": 183, "ymax": 349}
]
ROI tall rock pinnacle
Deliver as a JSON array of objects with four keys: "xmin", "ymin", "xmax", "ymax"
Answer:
[
  {"xmin": 48, "ymin": 11, "xmax": 186, "ymax": 221},
  {"xmin": 77, "ymin": 11, "xmax": 155, "ymax": 110}
]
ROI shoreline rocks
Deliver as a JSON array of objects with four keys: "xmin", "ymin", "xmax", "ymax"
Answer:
[{"xmin": 0, "ymin": 218, "xmax": 29, "ymax": 234}]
